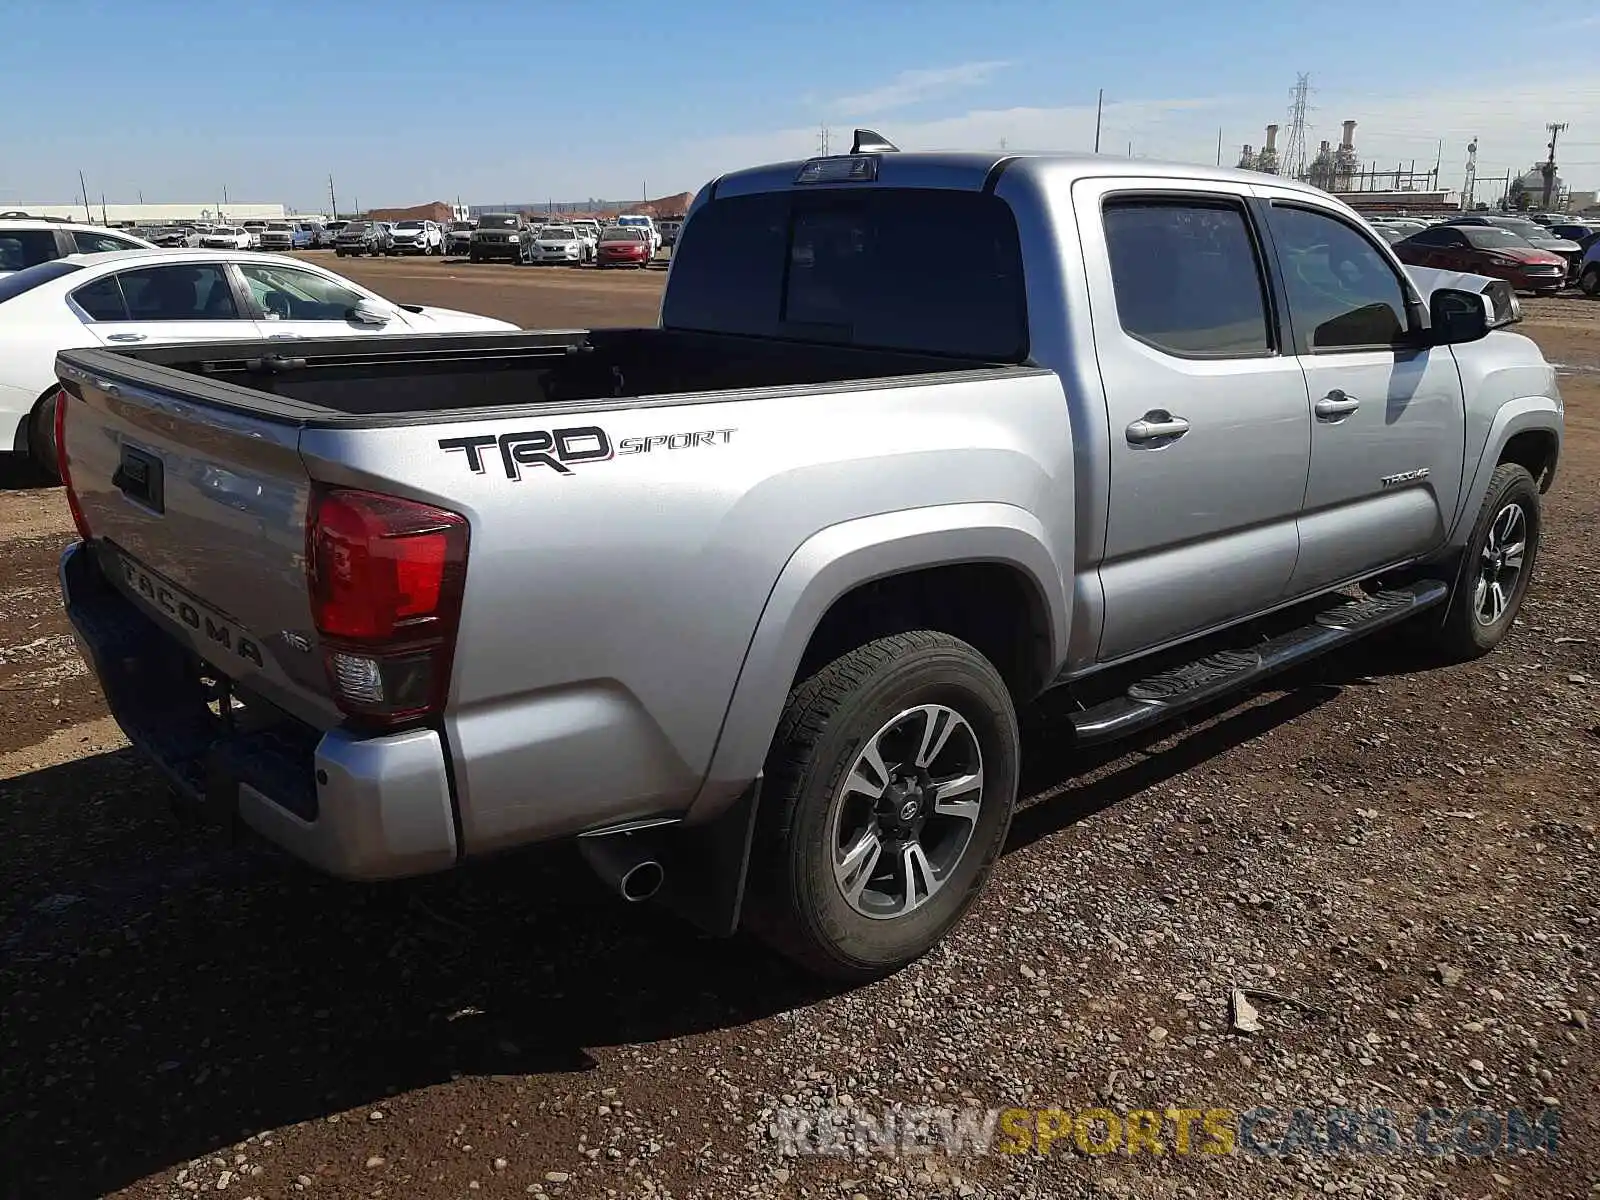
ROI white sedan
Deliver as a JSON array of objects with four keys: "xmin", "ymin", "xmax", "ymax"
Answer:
[
  {"xmin": 0, "ymin": 248, "xmax": 519, "ymax": 479},
  {"xmin": 530, "ymin": 225, "xmax": 584, "ymax": 264},
  {"xmin": 200, "ymin": 226, "xmax": 253, "ymax": 250}
]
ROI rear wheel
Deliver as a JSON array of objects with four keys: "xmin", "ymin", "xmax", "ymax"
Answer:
[
  {"xmin": 1580, "ymin": 264, "xmax": 1600, "ymax": 298},
  {"xmin": 746, "ymin": 631, "xmax": 1019, "ymax": 980},
  {"xmin": 27, "ymin": 389, "xmax": 61, "ymax": 485}
]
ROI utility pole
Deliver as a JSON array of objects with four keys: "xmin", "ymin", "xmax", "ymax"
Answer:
[
  {"xmin": 818, "ymin": 123, "xmax": 831, "ymax": 155},
  {"xmin": 328, "ymin": 174, "xmax": 339, "ymax": 221},
  {"xmin": 1093, "ymin": 88, "xmax": 1103, "ymax": 154},
  {"xmin": 78, "ymin": 170, "xmax": 91, "ymax": 222},
  {"xmin": 1217, "ymin": 127, "xmax": 1223, "ymax": 166},
  {"xmin": 1127, "ymin": 141, "xmax": 1133, "ymax": 157},
  {"xmin": 100, "ymin": 193, "xmax": 108, "ymax": 225},
  {"xmin": 1542, "ymin": 122, "xmax": 1568, "ymax": 209},
  {"xmin": 1463, "ymin": 138, "xmax": 1478, "ymax": 209},
  {"xmin": 138, "ymin": 189, "xmax": 144, "ymax": 204}
]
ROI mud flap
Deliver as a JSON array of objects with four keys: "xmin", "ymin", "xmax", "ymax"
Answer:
[{"xmin": 657, "ymin": 776, "xmax": 761, "ymax": 938}]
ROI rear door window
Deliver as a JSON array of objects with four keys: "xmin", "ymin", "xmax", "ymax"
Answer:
[
  {"xmin": 663, "ymin": 189, "xmax": 1028, "ymax": 361},
  {"xmin": 1102, "ymin": 199, "xmax": 1272, "ymax": 358},
  {"xmin": 114, "ymin": 264, "xmax": 240, "ymax": 320},
  {"xmin": 0, "ymin": 229, "xmax": 63, "ymax": 272}
]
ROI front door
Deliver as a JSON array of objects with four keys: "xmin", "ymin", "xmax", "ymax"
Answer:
[
  {"xmin": 233, "ymin": 261, "xmax": 410, "ymax": 341},
  {"xmin": 1255, "ymin": 197, "xmax": 1465, "ymax": 594},
  {"xmin": 1077, "ymin": 181, "xmax": 1312, "ymax": 662}
]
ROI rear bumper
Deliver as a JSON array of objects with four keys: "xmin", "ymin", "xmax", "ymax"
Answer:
[{"xmin": 60, "ymin": 541, "xmax": 459, "ymax": 881}]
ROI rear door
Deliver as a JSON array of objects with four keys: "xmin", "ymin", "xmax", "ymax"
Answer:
[
  {"xmin": 70, "ymin": 261, "xmax": 266, "ymax": 348},
  {"xmin": 1255, "ymin": 194, "xmax": 1465, "ymax": 593},
  {"xmin": 1075, "ymin": 179, "xmax": 1312, "ymax": 661}
]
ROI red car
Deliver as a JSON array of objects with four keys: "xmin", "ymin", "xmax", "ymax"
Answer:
[
  {"xmin": 596, "ymin": 227, "xmax": 653, "ymax": 269},
  {"xmin": 1393, "ymin": 225, "xmax": 1568, "ymax": 294}
]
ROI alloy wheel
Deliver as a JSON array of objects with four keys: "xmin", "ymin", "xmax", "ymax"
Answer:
[
  {"xmin": 829, "ymin": 704, "xmax": 984, "ymax": 920},
  {"xmin": 1474, "ymin": 501, "xmax": 1527, "ymax": 626}
]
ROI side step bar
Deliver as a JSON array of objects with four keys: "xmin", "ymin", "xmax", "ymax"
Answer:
[{"xmin": 1070, "ymin": 581, "xmax": 1449, "ymax": 746}]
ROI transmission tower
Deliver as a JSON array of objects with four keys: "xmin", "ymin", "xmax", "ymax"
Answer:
[
  {"xmin": 1282, "ymin": 73, "xmax": 1313, "ymax": 181},
  {"xmin": 818, "ymin": 124, "xmax": 831, "ymax": 156},
  {"xmin": 1463, "ymin": 139, "xmax": 1478, "ymax": 209}
]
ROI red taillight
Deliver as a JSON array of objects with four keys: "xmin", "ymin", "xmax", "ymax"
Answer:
[
  {"xmin": 55, "ymin": 390, "xmax": 91, "ymax": 540},
  {"xmin": 307, "ymin": 487, "xmax": 469, "ymax": 728}
]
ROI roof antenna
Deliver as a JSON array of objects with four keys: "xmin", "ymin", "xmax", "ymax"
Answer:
[{"xmin": 850, "ymin": 128, "xmax": 900, "ymax": 154}]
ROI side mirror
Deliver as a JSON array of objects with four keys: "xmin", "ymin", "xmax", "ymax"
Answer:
[
  {"xmin": 1429, "ymin": 287, "xmax": 1491, "ymax": 346},
  {"xmin": 347, "ymin": 298, "xmax": 392, "ymax": 327}
]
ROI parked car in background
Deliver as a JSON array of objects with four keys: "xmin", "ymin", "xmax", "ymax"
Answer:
[
  {"xmin": 335, "ymin": 220, "xmax": 394, "ymax": 257},
  {"xmin": 150, "ymin": 227, "xmax": 200, "ymax": 248},
  {"xmin": 530, "ymin": 224, "xmax": 584, "ymax": 264},
  {"xmin": 1, "ymin": 248, "xmax": 520, "ymax": 480},
  {"xmin": 0, "ymin": 220, "xmax": 155, "ymax": 278},
  {"xmin": 596, "ymin": 225, "xmax": 652, "ymax": 268},
  {"xmin": 1547, "ymin": 223, "xmax": 1598, "ymax": 251},
  {"xmin": 444, "ymin": 220, "xmax": 477, "ymax": 256},
  {"xmin": 658, "ymin": 218, "xmax": 684, "ymax": 247},
  {"xmin": 1394, "ymin": 225, "xmax": 1569, "ymax": 293},
  {"xmin": 615, "ymin": 213, "xmax": 661, "ymax": 254},
  {"xmin": 1446, "ymin": 215, "xmax": 1582, "ymax": 276},
  {"xmin": 257, "ymin": 222, "xmax": 299, "ymax": 252},
  {"xmin": 240, "ymin": 221, "xmax": 267, "ymax": 249},
  {"xmin": 469, "ymin": 213, "xmax": 530, "ymax": 263},
  {"xmin": 391, "ymin": 219, "xmax": 444, "ymax": 255},
  {"xmin": 318, "ymin": 220, "xmax": 347, "ymax": 248},
  {"xmin": 200, "ymin": 226, "xmax": 254, "ymax": 250},
  {"xmin": 570, "ymin": 218, "xmax": 600, "ymax": 249},
  {"xmin": 1369, "ymin": 224, "xmax": 1407, "ymax": 243},
  {"xmin": 1578, "ymin": 240, "xmax": 1600, "ymax": 297}
]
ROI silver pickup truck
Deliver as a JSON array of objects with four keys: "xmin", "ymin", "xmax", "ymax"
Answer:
[{"xmin": 54, "ymin": 134, "xmax": 1562, "ymax": 981}]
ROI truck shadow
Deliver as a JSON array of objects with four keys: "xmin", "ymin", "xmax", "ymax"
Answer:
[{"xmin": 0, "ymin": 640, "xmax": 1426, "ymax": 1197}]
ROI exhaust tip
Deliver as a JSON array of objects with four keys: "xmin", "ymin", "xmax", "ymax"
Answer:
[{"xmin": 619, "ymin": 860, "xmax": 665, "ymax": 902}]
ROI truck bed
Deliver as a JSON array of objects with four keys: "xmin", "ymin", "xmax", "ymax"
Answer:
[{"xmin": 77, "ymin": 327, "xmax": 999, "ymax": 422}]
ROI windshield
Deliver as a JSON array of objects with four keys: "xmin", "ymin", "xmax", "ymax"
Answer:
[
  {"xmin": 266, "ymin": 223, "xmax": 291, "ymax": 231},
  {"xmin": 1494, "ymin": 220, "xmax": 1544, "ymax": 236},
  {"xmin": 601, "ymin": 228, "xmax": 646, "ymax": 241},
  {"xmin": 0, "ymin": 259, "xmax": 83, "ymax": 303},
  {"xmin": 617, "ymin": 216, "xmax": 649, "ymax": 226},
  {"xmin": 478, "ymin": 214, "xmax": 519, "ymax": 229},
  {"xmin": 395, "ymin": 220, "xmax": 423, "ymax": 229},
  {"xmin": 211, "ymin": 227, "xmax": 239, "ymax": 235},
  {"xmin": 663, "ymin": 189, "xmax": 1028, "ymax": 361},
  {"xmin": 342, "ymin": 222, "xmax": 369, "ymax": 232},
  {"xmin": 542, "ymin": 227, "xmax": 574, "ymax": 239},
  {"xmin": 1463, "ymin": 229, "xmax": 1531, "ymax": 250}
]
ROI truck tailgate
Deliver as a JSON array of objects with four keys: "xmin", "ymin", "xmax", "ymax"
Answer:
[{"xmin": 57, "ymin": 361, "xmax": 340, "ymax": 729}]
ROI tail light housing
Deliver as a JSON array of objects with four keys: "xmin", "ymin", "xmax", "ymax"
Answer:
[
  {"xmin": 54, "ymin": 389, "xmax": 91, "ymax": 540},
  {"xmin": 307, "ymin": 486, "xmax": 469, "ymax": 729}
]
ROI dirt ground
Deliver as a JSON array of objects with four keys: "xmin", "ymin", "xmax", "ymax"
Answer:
[{"xmin": 0, "ymin": 264, "xmax": 1595, "ymax": 1200}]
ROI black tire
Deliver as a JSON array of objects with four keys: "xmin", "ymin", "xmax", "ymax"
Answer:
[
  {"xmin": 27, "ymin": 390, "xmax": 61, "ymax": 485},
  {"xmin": 1427, "ymin": 463, "xmax": 1541, "ymax": 661},
  {"xmin": 1580, "ymin": 264, "xmax": 1600, "ymax": 298},
  {"xmin": 746, "ymin": 631, "xmax": 1019, "ymax": 980}
]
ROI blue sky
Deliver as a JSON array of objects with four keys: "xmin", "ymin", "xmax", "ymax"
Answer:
[{"xmin": 4, "ymin": 0, "xmax": 1598, "ymax": 212}]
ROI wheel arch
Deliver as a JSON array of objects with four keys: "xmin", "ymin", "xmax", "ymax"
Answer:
[
  {"xmin": 688, "ymin": 503, "xmax": 1069, "ymax": 824},
  {"xmin": 1447, "ymin": 397, "xmax": 1563, "ymax": 550}
]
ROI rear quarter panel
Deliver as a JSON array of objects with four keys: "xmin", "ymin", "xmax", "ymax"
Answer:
[{"xmin": 299, "ymin": 369, "xmax": 1074, "ymax": 853}]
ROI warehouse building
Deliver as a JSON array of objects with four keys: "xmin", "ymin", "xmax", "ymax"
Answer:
[{"xmin": 4, "ymin": 202, "xmax": 288, "ymax": 225}]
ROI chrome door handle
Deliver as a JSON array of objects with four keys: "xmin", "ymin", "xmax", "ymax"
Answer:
[
  {"xmin": 1314, "ymin": 390, "xmax": 1361, "ymax": 420},
  {"xmin": 105, "ymin": 333, "xmax": 146, "ymax": 343},
  {"xmin": 1126, "ymin": 411, "xmax": 1191, "ymax": 443},
  {"xmin": 267, "ymin": 333, "xmax": 305, "ymax": 340}
]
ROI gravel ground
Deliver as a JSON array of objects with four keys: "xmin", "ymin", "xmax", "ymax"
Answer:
[{"xmin": 0, "ymin": 284, "xmax": 1595, "ymax": 1200}]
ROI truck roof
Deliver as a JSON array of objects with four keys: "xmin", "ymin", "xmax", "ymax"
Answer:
[{"xmin": 710, "ymin": 150, "xmax": 1338, "ymax": 204}]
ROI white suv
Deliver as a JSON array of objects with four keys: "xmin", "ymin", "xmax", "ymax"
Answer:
[{"xmin": 0, "ymin": 219, "xmax": 154, "ymax": 278}]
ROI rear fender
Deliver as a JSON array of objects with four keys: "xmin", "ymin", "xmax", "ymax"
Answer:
[{"xmin": 688, "ymin": 502, "xmax": 1069, "ymax": 823}]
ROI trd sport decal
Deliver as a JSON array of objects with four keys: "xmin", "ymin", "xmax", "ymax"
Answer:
[{"xmin": 440, "ymin": 426, "xmax": 735, "ymax": 480}]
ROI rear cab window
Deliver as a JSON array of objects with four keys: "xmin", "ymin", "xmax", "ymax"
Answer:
[{"xmin": 663, "ymin": 189, "xmax": 1028, "ymax": 361}]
